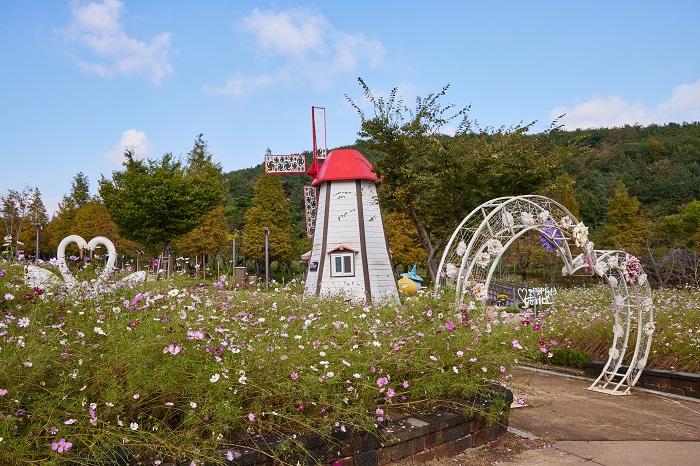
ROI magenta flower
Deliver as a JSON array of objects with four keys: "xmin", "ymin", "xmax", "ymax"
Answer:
[{"xmin": 51, "ymin": 437, "xmax": 73, "ymax": 453}]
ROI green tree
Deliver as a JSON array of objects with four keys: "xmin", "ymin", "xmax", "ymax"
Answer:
[
  {"xmin": 242, "ymin": 175, "xmax": 294, "ymax": 266},
  {"xmin": 348, "ymin": 78, "xmax": 569, "ymax": 280},
  {"xmin": 60, "ymin": 172, "xmax": 92, "ymax": 211},
  {"xmin": 99, "ymin": 136, "xmax": 226, "ymax": 253},
  {"xmin": 664, "ymin": 200, "xmax": 700, "ymax": 251},
  {"xmin": 599, "ymin": 181, "xmax": 649, "ymax": 253},
  {"xmin": 19, "ymin": 188, "xmax": 49, "ymax": 257}
]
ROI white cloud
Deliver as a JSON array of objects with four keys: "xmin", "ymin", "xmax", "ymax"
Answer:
[
  {"xmin": 106, "ymin": 129, "xmax": 151, "ymax": 163},
  {"xmin": 63, "ymin": 0, "xmax": 173, "ymax": 84},
  {"xmin": 552, "ymin": 79, "xmax": 700, "ymax": 129},
  {"xmin": 204, "ymin": 8, "xmax": 384, "ymax": 96}
]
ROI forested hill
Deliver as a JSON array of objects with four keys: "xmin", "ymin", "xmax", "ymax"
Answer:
[
  {"xmin": 554, "ymin": 123, "xmax": 700, "ymax": 227},
  {"xmin": 223, "ymin": 123, "xmax": 700, "ymax": 237}
]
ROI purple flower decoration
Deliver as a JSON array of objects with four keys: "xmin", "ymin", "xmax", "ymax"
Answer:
[{"xmin": 539, "ymin": 218, "xmax": 562, "ymax": 252}]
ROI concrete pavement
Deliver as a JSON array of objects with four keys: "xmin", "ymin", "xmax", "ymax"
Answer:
[{"xmin": 412, "ymin": 367, "xmax": 700, "ymax": 465}]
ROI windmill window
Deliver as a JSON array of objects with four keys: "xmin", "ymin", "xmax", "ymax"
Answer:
[{"xmin": 330, "ymin": 252, "xmax": 355, "ymax": 277}]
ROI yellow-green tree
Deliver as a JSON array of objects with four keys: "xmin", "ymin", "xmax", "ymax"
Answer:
[
  {"xmin": 242, "ymin": 175, "xmax": 293, "ymax": 265},
  {"xmin": 384, "ymin": 212, "xmax": 426, "ymax": 269},
  {"xmin": 175, "ymin": 206, "xmax": 230, "ymax": 258},
  {"xmin": 600, "ymin": 181, "xmax": 648, "ymax": 253},
  {"xmin": 541, "ymin": 173, "xmax": 581, "ymax": 219}
]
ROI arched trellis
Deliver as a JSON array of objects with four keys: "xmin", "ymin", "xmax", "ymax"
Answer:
[{"xmin": 434, "ymin": 195, "xmax": 654, "ymax": 395}]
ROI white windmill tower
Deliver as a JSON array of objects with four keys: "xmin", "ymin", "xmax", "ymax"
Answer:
[{"xmin": 264, "ymin": 107, "xmax": 398, "ymax": 304}]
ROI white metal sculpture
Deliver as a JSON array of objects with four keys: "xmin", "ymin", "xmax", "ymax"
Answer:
[
  {"xmin": 56, "ymin": 235, "xmax": 117, "ymax": 288},
  {"xmin": 435, "ymin": 195, "xmax": 654, "ymax": 395},
  {"xmin": 263, "ymin": 154, "xmax": 306, "ymax": 174},
  {"xmin": 303, "ymin": 185, "xmax": 318, "ymax": 237}
]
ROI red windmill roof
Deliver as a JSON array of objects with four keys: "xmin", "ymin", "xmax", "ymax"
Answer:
[{"xmin": 311, "ymin": 149, "xmax": 378, "ymax": 186}]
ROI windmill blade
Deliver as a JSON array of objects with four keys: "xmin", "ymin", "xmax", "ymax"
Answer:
[
  {"xmin": 264, "ymin": 154, "xmax": 307, "ymax": 174},
  {"xmin": 312, "ymin": 106, "xmax": 327, "ymax": 161},
  {"xmin": 303, "ymin": 185, "xmax": 318, "ymax": 238}
]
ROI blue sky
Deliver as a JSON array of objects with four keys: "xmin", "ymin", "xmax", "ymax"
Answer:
[{"xmin": 2, "ymin": 1, "xmax": 700, "ymax": 215}]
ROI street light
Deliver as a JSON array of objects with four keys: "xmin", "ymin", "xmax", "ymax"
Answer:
[
  {"xmin": 30, "ymin": 212, "xmax": 42, "ymax": 261},
  {"xmin": 262, "ymin": 227, "xmax": 270, "ymax": 290}
]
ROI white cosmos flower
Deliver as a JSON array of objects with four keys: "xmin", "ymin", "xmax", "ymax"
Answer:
[
  {"xmin": 210, "ymin": 373, "xmax": 220, "ymax": 383},
  {"xmin": 130, "ymin": 422, "xmax": 139, "ymax": 431}
]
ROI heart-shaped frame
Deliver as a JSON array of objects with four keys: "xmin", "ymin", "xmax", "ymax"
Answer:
[{"xmin": 57, "ymin": 235, "xmax": 117, "ymax": 287}]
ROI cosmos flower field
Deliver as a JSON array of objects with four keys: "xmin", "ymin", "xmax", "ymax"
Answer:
[
  {"xmin": 544, "ymin": 285, "xmax": 700, "ymax": 373},
  {"xmin": 2, "ymin": 261, "xmax": 697, "ymax": 465},
  {"xmin": 0, "ymin": 264, "xmax": 533, "ymax": 465}
]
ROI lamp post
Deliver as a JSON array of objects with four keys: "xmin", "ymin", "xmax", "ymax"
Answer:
[
  {"xmin": 262, "ymin": 227, "xmax": 270, "ymax": 290},
  {"xmin": 30, "ymin": 212, "xmax": 42, "ymax": 261}
]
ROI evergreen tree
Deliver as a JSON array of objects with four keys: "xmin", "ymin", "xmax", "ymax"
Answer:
[
  {"xmin": 60, "ymin": 172, "xmax": 92, "ymax": 210},
  {"xmin": 19, "ymin": 188, "xmax": 49, "ymax": 257},
  {"xmin": 242, "ymin": 175, "xmax": 293, "ymax": 265},
  {"xmin": 99, "ymin": 135, "xmax": 226, "ymax": 253},
  {"xmin": 600, "ymin": 181, "xmax": 648, "ymax": 253}
]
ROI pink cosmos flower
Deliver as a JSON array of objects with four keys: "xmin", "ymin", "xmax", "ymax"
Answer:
[
  {"xmin": 290, "ymin": 372, "xmax": 299, "ymax": 381},
  {"xmin": 51, "ymin": 437, "xmax": 73, "ymax": 453},
  {"xmin": 512, "ymin": 340, "xmax": 523, "ymax": 350},
  {"xmin": 17, "ymin": 317, "xmax": 30, "ymax": 328},
  {"xmin": 499, "ymin": 366, "xmax": 506, "ymax": 373},
  {"xmin": 64, "ymin": 418, "xmax": 76, "ymax": 425},
  {"xmin": 247, "ymin": 412, "xmax": 256, "ymax": 422},
  {"xmin": 402, "ymin": 380, "xmax": 409, "ymax": 388},
  {"xmin": 386, "ymin": 388, "xmax": 395, "ymax": 400},
  {"xmin": 0, "ymin": 388, "xmax": 7, "ymax": 396},
  {"xmin": 376, "ymin": 376, "xmax": 389, "ymax": 388},
  {"xmin": 375, "ymin": 407, "xmax": 384, "ymax": 421},
  {"xmin": 163, "ymin": 343, "xmax": 182, "ymax": 356},
  {"xmin": 444, "ymin": 321, "xmax": 456, "ymax": 331}
]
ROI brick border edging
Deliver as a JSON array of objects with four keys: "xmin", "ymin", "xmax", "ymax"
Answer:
[
  {"xmin": 584, "ymin": 362, "xmax": 700, "ymax": 398},
  {"xmin": 208, "ymin": 388, "xmax": 513, "ymax": 465},
  {"xmin": 331, "ymin": 411, "xmax": 509, "ymax": 466}
]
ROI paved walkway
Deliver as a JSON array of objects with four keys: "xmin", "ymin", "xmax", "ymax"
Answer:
[{"xmin": 424, "ymin": 367, "xmax": 700, "ymax": 465}]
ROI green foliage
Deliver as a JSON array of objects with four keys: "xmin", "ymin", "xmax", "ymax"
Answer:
[
  {"xmin": 664, "ymin": 200, "xmax": 700, "ymax": 251},
  {"xmin": 99, "ymin": 136, "xmax": 226, "ymax": 252},
  {"xmin": 59, "ymin": 172, "xmax": 92, "ymax": 211},
  {"xmin": 347, "ymin": 77, "xmax": 571, "ymax": 279},
  {"xmin": 540, "ymin": 347, "xmax": 591, "ymax": 368},
  {"xmin": 598, "ymin": 181, "xmax": 648, "ymax": 254},
  {"xmin": 242, "ymin": 174, "xmax": 294, "ymax": 264}
]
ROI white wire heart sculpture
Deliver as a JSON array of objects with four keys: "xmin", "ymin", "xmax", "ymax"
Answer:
[{"xmin": 57, "ymin": 235, "xmax": 117, "ymax": 287}]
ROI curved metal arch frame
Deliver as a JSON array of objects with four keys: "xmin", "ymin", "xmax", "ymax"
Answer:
[{"xmin": 434, "ymin": 195, "xmax": 655, "ymax": 395}]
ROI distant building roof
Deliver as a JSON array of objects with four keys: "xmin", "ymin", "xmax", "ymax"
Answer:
[{"xmin": 311, "ymin": 149, "xmax": 378, "ymax": 186}]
